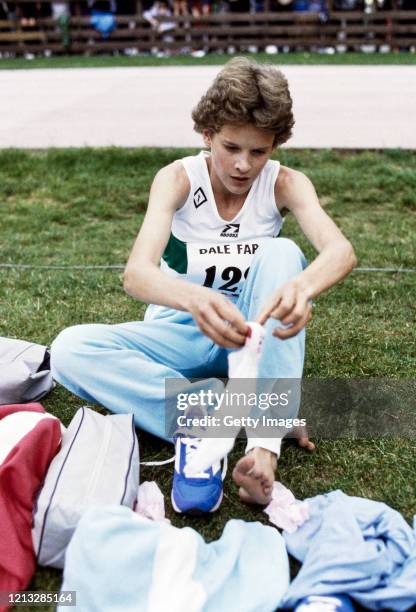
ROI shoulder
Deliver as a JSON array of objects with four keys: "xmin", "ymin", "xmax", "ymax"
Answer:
[
  {"xmin": 152, "ymin": 160, "xmax": 191, "ymax": 209},
  {"xmin": 154, "ymin": 159, "xmax": 190, "ymax": 191},
  {"xmin": 274, "ymin": 165, "xmax": 314, "ymax": 211},
  {"xmin": 275, "ymin": 165, "xmax": 311, "ymax": 197}
]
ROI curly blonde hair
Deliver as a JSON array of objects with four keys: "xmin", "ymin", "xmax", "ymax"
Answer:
[{"xmin": 192, "ymin": 57, "xmax": 294, "ymax": 147}]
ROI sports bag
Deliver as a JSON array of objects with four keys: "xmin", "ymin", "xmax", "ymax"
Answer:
[
  {"xmin": 0, "ymin": 337, "xmax": 53, "ymax": 405},
  {"xmin": 32, "ymin": 406, "xmax": 139, "ymax": 569}
]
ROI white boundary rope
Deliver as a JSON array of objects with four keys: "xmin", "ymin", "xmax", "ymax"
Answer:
[
  {"xmin": 0, "ymin": 264, "xmax": 415, "ymax": 273},
  {"xmin": 355, "ymin": 267, "xmax": 416, "ymax": 273}
]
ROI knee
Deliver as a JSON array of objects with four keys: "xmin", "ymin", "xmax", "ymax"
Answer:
[
  {"xmin": 51, "ymin": 324, "xmax": 100, "ymax": 378},
  {"xmin": 254, "ymin": 238, "xmax": 305, "ymax": 269}
]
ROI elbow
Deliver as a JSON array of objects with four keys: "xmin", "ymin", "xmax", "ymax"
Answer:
[
  {"xmin": 344, "ymin": 240, "xmax": 358, "ymax": 272},
  {"xmin": 123, "ymin": 262, "xmax": 154, "ymax": 300},
  {"xmin": 123, "ymin": 266, "xmax": 137, "ymax": 297}
]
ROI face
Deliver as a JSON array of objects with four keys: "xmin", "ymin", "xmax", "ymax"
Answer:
[{"xmin": 203, "ymin": 124, "xmax": 275, "ymax": 197}]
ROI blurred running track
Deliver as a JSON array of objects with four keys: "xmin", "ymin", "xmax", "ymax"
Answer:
[{"xmin": 1, "ymin": 65, "xmax": 415, "ymax": 148}]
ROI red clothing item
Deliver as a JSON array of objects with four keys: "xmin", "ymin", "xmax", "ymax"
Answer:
[{"xmin": 0, "ymin": 403, "xmax": 61, "ymax": 609}]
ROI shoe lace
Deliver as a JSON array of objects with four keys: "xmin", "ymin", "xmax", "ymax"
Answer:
[
  {"xmin": 181, "ymin": 437, "xmax": 228, "ymax": 480},
  {"xmin": 138, "ymin": 438, "xmax": 202, "ymax": 468},
  {"xmin": 139, "ymin": 438, "xmax": 228, "ymax": 481},
  {"xmin": 140, "ymin": 456, "xmax": 175, "ymax": 467}
]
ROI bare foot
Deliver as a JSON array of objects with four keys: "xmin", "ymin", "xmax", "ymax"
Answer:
[
  {"xmin": 293, "ymin": 425, "xmax": 315, "ymax": 452},
  {"xmin": 232, "ymin": 447, "xmax": 277, "ymax": 505}
]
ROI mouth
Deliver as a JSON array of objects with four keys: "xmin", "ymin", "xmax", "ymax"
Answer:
[{"xmin": 231, "ymin": 176, "xmax": 250, "ymax": 184}]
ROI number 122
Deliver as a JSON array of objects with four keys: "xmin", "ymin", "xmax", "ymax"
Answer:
[{"xmin": 203, "ymin": 265, "xmax": 250, "ymax": 293}]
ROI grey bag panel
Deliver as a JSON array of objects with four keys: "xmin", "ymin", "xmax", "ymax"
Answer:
[
  {"xmin": 0, "ymin": 337, "xmax": 43, "ymax": 364},
  {"xmin": 0, "ymin": 337, "xmax": 54, "ymax": 404},
  {"xmin": 33, "ymin": 519, "xmax": 77, "ymax": 569},
  {"xmin": 109, "ymin": 413, "xmax": 140, "ymax": 506},
  {"xmin": 32, "ymin": 407, "xmax": 140, "ymax": 569},
  {"xmin": 32, "ymin": 408, "xmax": 85, "ymax": 565},
  {"xmin": 21, "ymin": 368, "xmax": 54, "ymax": 403}
]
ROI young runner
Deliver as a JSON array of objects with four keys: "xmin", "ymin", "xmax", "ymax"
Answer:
[{"xmin": 51, "ymin": 57, "xmax": 356, "ymax": 515}]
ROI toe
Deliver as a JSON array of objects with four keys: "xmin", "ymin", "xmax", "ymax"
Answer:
[
  {"xmin": 293, "ymin": 425, "xmax": 316, "ymax": 453},
  {"xmin": 234, "ymin": 452, "xmax": 277, "ymax": 506},
  {"xmin": 238, "ymin": 485, "xmax": 269, "ymax": 505},
  {"xmin": 298, "ymin": 437, "xmax": 316, "ymax": 452},
  {"xmin": 232, "ymin": 454, "xmax": 255, "ymax": 483},
  {"xmin": 238, "ymin": 487, "xmax": 254, "ymax": 503}
]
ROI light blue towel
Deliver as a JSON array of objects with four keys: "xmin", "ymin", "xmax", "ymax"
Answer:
[
  {"xmin": 59, "ymin": 506, "xmax": 289, "ymax": 612},
  {"xmin": 283, "ymin": 490, "xmax": 416, "ymax": 611}
]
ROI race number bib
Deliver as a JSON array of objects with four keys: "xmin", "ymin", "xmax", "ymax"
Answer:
[{"xmin": 187, "ymin": 240, "xmax": 263, "ymax": 299}]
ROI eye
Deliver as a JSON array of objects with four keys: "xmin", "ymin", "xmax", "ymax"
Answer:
[
  {"xmin": 252, "ymin": 150, "xmax": 266, "ymax": 156},
  {"xmin": 224, "ymin": 145, "xmax": 238, "ymax": 151}
]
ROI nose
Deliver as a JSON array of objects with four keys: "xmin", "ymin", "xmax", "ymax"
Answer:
[{"xmin": 235, "ymin": 154, "xmax": 251, "ymax": 175}]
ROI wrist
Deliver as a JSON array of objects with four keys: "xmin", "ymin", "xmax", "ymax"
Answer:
[
  {"xmin": 291, "ymin": 275, "xmax": 314, "ymax": 301},
  {"xmin": 182, "ymin": 284, "xmax": 209, "ymax": 313}
]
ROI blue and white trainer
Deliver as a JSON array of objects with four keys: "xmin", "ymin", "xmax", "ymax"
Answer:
[{"xmin": 171, "ymin": 436, "xmax": 227, "ymax": 515}]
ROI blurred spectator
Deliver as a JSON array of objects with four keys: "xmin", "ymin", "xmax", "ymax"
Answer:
[
  {"xmin": 51, "ymin": 2, "xmax": 70, "ymax": 48},
  {"xmin": 292, "ymin": 0, "xmax": 308, "ymax": 9},
  {"xmin": 290, "ymin": 0, "xmax": 328, "ymax": 20},
  {"xmin": 375, "ymin": 0, "xmax": 392, "ymax": 7},
  {"xmin": 0, "ymin": 1, "xmax": 16, "ymax": 20},
  {"xmin": 249, "ymin": 0, "xmax": 264, "ymax": 12},
  {"xmin": 20, "ymin": 2, "xmax": 51, "ymax": 26},
  {"xmin": 333, "ymin": 0, "xmax": 361, "ymax": 8},
  {"xmin": 271, "ymin": 0, "xmax": 294, "ymax": 9},
  {"xmin": 51, "ymin": 1, "xmax": 69, "ymax": 19},
  {"xmin": 143, "ymin": 0, "xmax": 175, "ymax": 30},
  {"xmin": 173, "ymin": 0, "xmax": 189, "ymax": 17},
  {"xmin": 189, "ymin": 0, "xmax": 211, "ymax": 17},
  {"xmin": 89, "ymin": 0, "xmax": 117, "ymax": 38},
  {"xmin": 309, "ymin": 0, "xmax": 328, "ymax": 20},
  {"xmin": 143, "ymin": 0, "xmax": 175, "ymax": 56}
]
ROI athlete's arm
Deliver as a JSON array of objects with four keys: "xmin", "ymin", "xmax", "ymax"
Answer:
[
  {"xmin": 124, "ymin": 161, "xmax": 248, "ymax": 348},
  {"xmin": 257, "ymin": 166, "xmax": 357, "ymax": 338}
]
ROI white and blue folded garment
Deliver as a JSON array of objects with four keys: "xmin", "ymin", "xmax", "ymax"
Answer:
[
  {"xmin": 60, "ymin": 506, "xmax": 289, "ymax": 612},
  {"xmin": 283, "ymin": 490, "xmax": 416, "ymax": 611}
]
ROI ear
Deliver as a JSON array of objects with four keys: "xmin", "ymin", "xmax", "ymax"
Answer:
[{"xmin": 202, "ymin": 129, "xmax": 212, "ymax": 149}]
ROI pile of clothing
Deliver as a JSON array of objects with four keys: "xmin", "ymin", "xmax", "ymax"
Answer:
[
  {"xmin": 1, "ymin": 335, "xmax": 416, "ymax": 612},
  {"xmin": 56, "ymin": 489, "xmax": 416, "ymax": 612},
  {"xmin": 0, "ymin": 336, "xmax": 140, "ymax": 611}
]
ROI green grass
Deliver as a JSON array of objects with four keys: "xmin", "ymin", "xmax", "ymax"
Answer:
[
  {"xmin": 1, "ymin": 50, "xmax": 416, "ymax": 70},
  {"xmin": 1, "ymin": 148, "xmax": 416, "ymax": 609}
]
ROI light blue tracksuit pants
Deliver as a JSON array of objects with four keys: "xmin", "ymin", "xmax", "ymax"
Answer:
[{"xmin": 51, "ymin": 238, "xmax": 307, "ymax": 451}]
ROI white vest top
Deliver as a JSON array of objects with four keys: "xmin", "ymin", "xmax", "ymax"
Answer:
[{"xmin": 146, "ymin": 151, "xmax": 283, "ymax": 318}]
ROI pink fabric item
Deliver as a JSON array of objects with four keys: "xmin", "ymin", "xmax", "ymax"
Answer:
[
  {"xmin": 135, "ymin": 481, "xmax": 170, "ymax": 523},
  {"xmin": 264, "ymin": 482, "xmax": 309, "ymax": 534}
]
